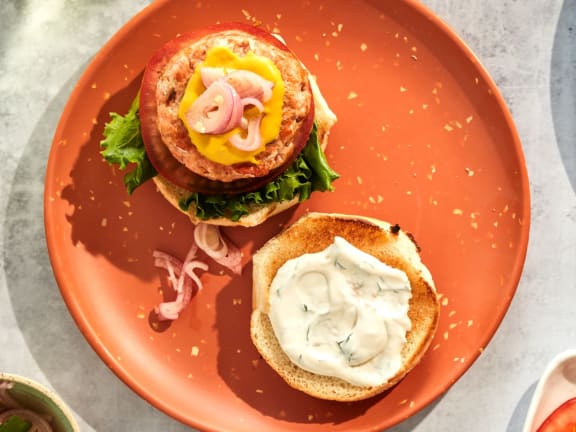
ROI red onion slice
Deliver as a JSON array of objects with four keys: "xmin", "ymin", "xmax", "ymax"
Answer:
[
  {"xmin": 199, "ymin": 67, "xmax": 274, "ymax": 102},
  {"xmin": 199, "ymin": 66, "xmax": 227, "ymax": 87},
  {"xmin": 242, "ymin": 96, "xmax": 265, "ymax": 112},
  {"xmin": 183, "ymin": 261, "xmax": 208, "ymax": 288},
  {"xmin": 194, "ymin": 223, "xmax": 228, "ymax": 259},
  {"xmin": 152, "ymin": 226, "xmax": 242, "ymax": 321},
  {"xmin": 154, "ymin": 261, "xmax": 207, "ymax": 321},
  {"xmin": 155, "ymin": 261, "xmax": 208, "ymax": 321},
  {"xmin": 153, "ymin": 242, "xmax": 207, "ymax": 321},
  {"xmin": 229, "ymin": 114, "xmax": 263, "ymax": 152},
  {"xmin": 194, "ymin": 224, "xmax": 242, "ymax": 275},
  {"xmin": 225, "ymin": 70, "xmax": 274, "ymax": 102},
  {"xmin": 185, "ymin": 80, "xmax": 243, "ymax": 134},
  {"xmin": 155, "ymin": 301, "xmax": 181, "ymax": 321},
  {"xmin": 0, "ymin": 381, "xmax": 19, "ymax": 409},
  {"xmin": 153, "ymin": 250, "xmax": 182, "ymax": 288}
]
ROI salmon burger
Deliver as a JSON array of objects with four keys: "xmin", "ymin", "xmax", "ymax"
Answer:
[{"xmin": 101, "ymin": 22, "xmax": 339, "ymax": 227}]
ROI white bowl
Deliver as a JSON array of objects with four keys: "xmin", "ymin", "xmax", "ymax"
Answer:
[{"xmin": 523, "ymin": 350, "xmax": 576, "ymax": 432}]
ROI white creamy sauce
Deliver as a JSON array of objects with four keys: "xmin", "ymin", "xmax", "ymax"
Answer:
[{"xmin": 268, "ymin": 236, "xmax": 412, "ymax": 387}]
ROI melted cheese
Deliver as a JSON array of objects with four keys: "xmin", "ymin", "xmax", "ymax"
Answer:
[{"xmin": 178, "ymin": 46, "xmax": 284, "ymax": 165}]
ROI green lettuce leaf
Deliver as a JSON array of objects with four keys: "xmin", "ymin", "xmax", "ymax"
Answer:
[
  {"xmin": 0, "ymin": 415, "xmax": 32, "ymax": 432},
  {"xmin": 100, "ymin": 96, "xmax": 339, "ymax": 221},
  {"xmin": 179, "ymin": 123, "xmax": 340, "ymax": 221},
  {"xmin": 302, "ymin": 123, "xmax": 340, "ymax": 192},
  {"xmin": 100, "ymin": 94, "xmax": 157, "ymax": 194}
]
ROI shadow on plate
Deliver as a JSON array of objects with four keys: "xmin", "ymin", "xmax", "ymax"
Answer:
[
  {"xmin": 2, "ymin": 64, "xmax": 191, "ymax": 432},
  {"xmin": 56, "ymin": 70, "xmax": 167, "ymax": 283}
]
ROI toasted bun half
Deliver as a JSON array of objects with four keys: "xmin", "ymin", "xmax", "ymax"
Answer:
[
  {"xmin": 250, "ymin": 212, "xmax": 440, "ymax": 401},
  {"xmin": 153, "ymin": 75, "xmax": 336, "ymax": 227}
]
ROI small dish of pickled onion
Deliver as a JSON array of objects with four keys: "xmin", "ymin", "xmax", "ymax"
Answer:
[
  {"xmin": 0, "ymin": 373, "xmax": 78, "ymax": 432},
  {"xmin": 523, "ymin": 350, "xmax": 576, "ymax": 432}
]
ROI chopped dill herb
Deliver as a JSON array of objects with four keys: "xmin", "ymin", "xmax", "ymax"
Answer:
[{"xmin": 334, "ymin": 258, "xmax": 346, "ymax": 270}]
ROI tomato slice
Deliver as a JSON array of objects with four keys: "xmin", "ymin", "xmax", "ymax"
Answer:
[
  {"xmin": 139, "ymin": 22, "xmax": 314, "ymax": 194},
  {"xmin": 537, "ymin": 397, "xmax": 576, "ymax": 432}
]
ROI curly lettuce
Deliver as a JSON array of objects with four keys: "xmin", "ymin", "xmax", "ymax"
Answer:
[
  {"xmin": 100, "ymin": 97, "xmax": 339, "ymax": 221},
  {"xmin": 181, "ymin": 124, "xmax": 339, "ymax": 221},
  {"xmin": 99, "ymin": 94, "xmax": 157, "ymax": 194}
]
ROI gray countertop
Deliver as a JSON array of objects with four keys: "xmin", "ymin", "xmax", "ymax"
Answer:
[{"xmin": 1, "ymin": 0, "xmax": 575, "ymax": 431}]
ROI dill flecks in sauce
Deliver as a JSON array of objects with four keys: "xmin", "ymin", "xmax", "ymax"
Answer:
[{"xmin": 268, "ymin": 236, "xmax": 412, "ymax": 387}]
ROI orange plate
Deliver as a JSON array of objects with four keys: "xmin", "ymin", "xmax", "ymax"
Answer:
[{"xmin": 44, "ymin": 1, "xmax": 530, "ymax": 431}]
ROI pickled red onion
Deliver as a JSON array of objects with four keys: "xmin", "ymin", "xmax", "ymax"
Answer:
[
  {"xmin": 0, "ymin": 382, "xmax": 18, "ymax": 410},
  {"xmin": 153, "ymin": 243, "xmax": 207, "ymax": 321},
  {"xmin": 242, "ymin": 96, "xmax": 265, "ymax": 112},
  {"xmin": 229, "ymin": 114, "xmax": 263, "ymax": 152},
  {"xmin": 194, "ymin": 223, "xmax": 227, "ymax": 259},
  {"xmin": 155, "ymin": 260, "xmax": 207, "ymax": 321},
  {"xmin": 200, "ymin": 67, "xmax": 274, "ymax": 102},
  {"xmin": 199, "ymin": 66, "xmax": 226, "ymax": 87},
  {"xmin": 0, "ymin": 382, "xmax": 54, "ymax": 432},
  {"xmin": 225, "ymin": 70, "xmax": 274, "ymax": 102},
  {"xmin": 194, "ymin": 224, "xmax": 242, "ymax": 275},
  {"xmin": 186, "ymin": 80, "xmax": 243, "ymax": 134},
  {"xmin": 152, "ymin": 226, "xmax": 241, "ymax": 321}
]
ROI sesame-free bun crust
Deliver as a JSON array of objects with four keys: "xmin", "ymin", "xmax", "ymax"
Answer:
[{"xmin": 250, "ymin": 212, "xmax": 440, "ymax": 401}]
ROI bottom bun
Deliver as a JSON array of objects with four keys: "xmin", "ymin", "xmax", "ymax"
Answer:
[
  {"xmin": 152, "ymin": 175, "xmax": 300, "ymax": 227},
  {"xmin": 250, "ymin": 212, "xmax": 440, "ymax": 401}
]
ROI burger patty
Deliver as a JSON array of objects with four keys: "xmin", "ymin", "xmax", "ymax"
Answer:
[{"xmin": 155, "ymin": 29, "xmax": 313, "ymax": 183}]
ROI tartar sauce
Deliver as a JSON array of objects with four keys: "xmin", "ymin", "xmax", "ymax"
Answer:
[{"xmin": 268, "ymin": 236, "xmax": 412, "ymax": 387}]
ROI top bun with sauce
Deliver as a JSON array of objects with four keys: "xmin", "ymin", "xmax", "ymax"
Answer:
[
  {"xmin": 137, "ymin": 23, "xmax": 339, "ymax": 227},
  {"xmin": 250, "ymin": 212, "xmax": 440, "ymax": 401}
]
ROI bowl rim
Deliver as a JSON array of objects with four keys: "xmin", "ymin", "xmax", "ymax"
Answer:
[
  {"xmin": 522, "ymin": 349, "xmax": 576, "ymax": 432},
  {"xmin": 0, "ymin": 372, "xmax": 80, "ymax": 432}
]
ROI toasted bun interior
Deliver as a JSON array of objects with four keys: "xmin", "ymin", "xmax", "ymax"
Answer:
[{"xmin": 250, "ymin": 212, "xmax": 440, "ymax": 401}]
